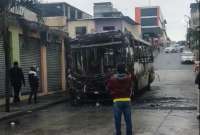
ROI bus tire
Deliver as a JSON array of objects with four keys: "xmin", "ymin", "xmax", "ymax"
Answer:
[
  {"xmin": 147, "ymin": 75, "xmax": 151, "ymax": 91},
  {"xmin": 134, "ymin": 79, "xmax": 139, "ymax": 95}
]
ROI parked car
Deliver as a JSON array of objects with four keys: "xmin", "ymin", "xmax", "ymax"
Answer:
[
  {"xmin": 164, "ymin": 46, "xmax": 177, "ymax": 53},
  {"xmin": 178, "ymin": 45, "xmax": 185, "ymax": 52},
  {"xmin": 181, "ymin": 51, "xmax": 194, "ymax": 64},
  {"xmin": 171, "ymin": 44, "xmax": 184, "ymax": 52}
]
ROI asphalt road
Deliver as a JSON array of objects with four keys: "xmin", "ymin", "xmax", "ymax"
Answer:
[{"xmin": 0, "ymin": 51, "xmax": 199, "ymax": 135}]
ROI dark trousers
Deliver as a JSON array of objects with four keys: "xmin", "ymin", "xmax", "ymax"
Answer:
[
  {"xmin": 113, "ymin": 101, "xmax": 133, "ymax": 135},
  {"xmin": 28, "ymin": 87, "xmax": 38, "ymax": 103},
  {"xmin": 13, "ymin": 84, "xmax": 21, "ymax": 103}
]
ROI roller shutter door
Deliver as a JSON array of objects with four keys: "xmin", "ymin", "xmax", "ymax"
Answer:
[
  {"xmin": 20, "ymin": 37, "xmax": 41, "ymax": 94},
  {"xmin": 47, "ymin": 43, "xmax": 61, "ymax": 92},
  {"xmin": 0, "ymin": 36, "xmax": 5, "ymax": 96}
]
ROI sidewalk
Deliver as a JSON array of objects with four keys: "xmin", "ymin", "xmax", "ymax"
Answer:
[{"xmin": 0, "ymin": 91, "xmax": 68, "ymax": 121}]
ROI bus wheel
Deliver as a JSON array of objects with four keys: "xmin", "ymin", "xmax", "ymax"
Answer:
[
  {"xmin": 147, "ymin": 75, "xmax": 151, "ymax": 91},
  {"xmin": 134, "ymin": 80, "xmax": 139, "ymax": 95}
]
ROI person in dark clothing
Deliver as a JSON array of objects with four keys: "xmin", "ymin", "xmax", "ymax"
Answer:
[
  {"xmin": 195, "ymin": 71, "xmax": 200, "ymax": 89},
  {"xmin": 10, "ymin": 61, "xmax": 25, "ymax": 103},
  {"xmin": 195, "ymin": 71, "xmax": 200, "ymax": 119},
  {"xmin": 107, "ymin": 64, "xmax": 133, "ymax": 135},
  {"xmin": 28, "ymin": 67, "xmax": 39, "ymax": 104}
]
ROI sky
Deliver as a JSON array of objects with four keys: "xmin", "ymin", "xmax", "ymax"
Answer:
[{"xmin": 43, "ymin": 0, "xmax": 196, "ymax": 41}]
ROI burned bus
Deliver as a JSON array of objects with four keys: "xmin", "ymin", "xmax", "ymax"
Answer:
[{"xmin": 68, "ymin": 31, "xmax": 155, "ymax": 105}]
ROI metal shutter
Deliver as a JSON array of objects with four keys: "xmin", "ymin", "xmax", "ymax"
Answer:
[
  {"xmin": 47, "ymin": 43, "xmax": 61, "ymax": 92},
  {"xmin": 0, "ymin": 36, "xmax": 5, "ymax": 96},
  {"xmin": 20, "ymin": 37, "xmax": 41, "ymax": 94}
]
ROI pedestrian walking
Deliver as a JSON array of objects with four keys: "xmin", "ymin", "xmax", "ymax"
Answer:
[
  {"xmin": 28, "ymin": 67, "xmax": 39, "ymax": 104},
  {"xmin": 195, "ymin": 71, "xmax": 200, "ymax": 119},
  {"xmin": 107, "ymin": 64, "xmax": 133, "ymax": 135},
  {"xmin": 9, "ymin": 61, "xmax": 25, "ymax": 103}
]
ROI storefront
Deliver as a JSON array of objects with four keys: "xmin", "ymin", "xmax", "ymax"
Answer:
[
  {"xmin": 47, "ymin": 42, "xmax": 62, "ymax": 92},
  {"xmin": 20, "ymin": 37, "xmax": 41, "ymax": 94}
]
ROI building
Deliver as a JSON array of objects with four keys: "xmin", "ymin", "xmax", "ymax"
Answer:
[
  {"xmin": 190, "ymin": 2, "xmax": 200, "ymax": 29},
  {"xmin": 68, "ymin": 17, "xmax": 141, "ymax": 39},
  {"xmin": 39, "ymin": 2, "xmax": 92, "ymax": 32},
  {"xmin": 95, "ymin": 17, "xmax": 141, "ymax": 38},
  {"xmin": 68, "ymin": 2, "xmax": 142, "ymax": 39},
  {"xmin": 94, "ymin": 2, "xmax": 123, "ymax": 18},
  {"xmin": 0, "ymin": 5, "xmax": 68, "ymax": 97},
  {"xmin": 188, "ymin": 2, "xmax": 200, "ymax": 61},
  {"xmin": 68, "ymin": 19, "xmax": 96, "ymax": 38},
  {"xmin": 135, "ymin": 6, "xmax": 168, "ymax": 46}
]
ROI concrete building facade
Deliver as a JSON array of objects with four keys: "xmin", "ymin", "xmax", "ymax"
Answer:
[
  {"xmin": 0, "ymin": 5, "xmax": 68, "ymax": 97},
  {"xmin": 68, "ymin": 19, "xmax": 96, "ymax": 38},
  {"xmin": 40, "ymin": 2, "xmax": 92, "ymax": 32},
  {"xmin": 135, "ymin": 6, "xmax": 168, "ymax": 46},
  {"xmin": 189, "ymin": 2, "xmax": 200, "ymax": 61},
  {"xmin": 94, "ymin": 2, "xmax": 123, "ymax": 18},
  {"xmin": 68, "ymin": 2, "xmax": 142, "ymax": 39}
]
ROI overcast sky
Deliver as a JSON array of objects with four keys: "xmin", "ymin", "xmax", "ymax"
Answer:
[{"xmin": 44, "ymin": 0, "xmax": 196, "ymax": 41}]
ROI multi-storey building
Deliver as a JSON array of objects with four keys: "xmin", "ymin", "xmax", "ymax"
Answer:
[
  {"xmin": 189, "ymin": 2, "xmax": 200, "ymax": 61},
  {"xmin": 0, "ymin": 4, "xmax": 69, "ymax": 97},
  {"xmin": 135, "ymin": 6, "xmax": 168, "ymax": 46},
  {"xmin": 190, "ymin": 2, "xmax": 200, "ymax": 29},
  {"xmin": 39, "ymin": 2, "xmax": 92, "ymax": 32},
  {"xmin": 94, "ymin": 2, "xmax": 123, "ymax": 18},
  {"xmin": 68, "ymin": 2, "xmax": 142, "ymax": 39}
]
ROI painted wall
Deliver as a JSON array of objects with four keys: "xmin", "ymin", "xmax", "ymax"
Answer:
[
  {"xmin": 135, "ymin": 7, "xmax": 141, "ymax": 24},
  {"xmin": 122, "ymin": 21, "xmax": 142, "ymax": 38},
  {"xmin": 44, "ymin": 16, "xmax": 67, "ymax": 27},
  {"xmin": 95, "ymin": 18, "xmax": 141, "ymax": 38},
  {"xmin": 68, "ymin": 20, "xmax": 96, "ymax": 38},
  {"xmin": 9, "ymin": 26, "xmax": 21, "ymax": 64},
  {"xmin": 95, "ymin": 18, "xmax": 122, "ymax": 33},
  {"xmin": 11, "ymin": 6, "xmax": 38, "ymax": 22}
]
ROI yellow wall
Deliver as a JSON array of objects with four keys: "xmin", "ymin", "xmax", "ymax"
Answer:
[
  {"xmin": 44, "ymin": 16, "xmax": 67, "ymax": 27},
  {"xmin": 68, "ymin": 20, "xmax": 96, "ymax": 38},
  {"xmin": 8, "ymin": 26, "xmax": 22, "ymax": 64},
  {"xmin": 122, "ymin": 21, "xmax": 142, "ymax": 39},
  {"xmin": 40, "ymin": 45, "xmax": 48, "ymax": 94}
]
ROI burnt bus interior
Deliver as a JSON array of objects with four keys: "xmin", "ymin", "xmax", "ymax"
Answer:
[{"xmin": 68, "ymin": 31, "xmax": 153, "ymax": 105}]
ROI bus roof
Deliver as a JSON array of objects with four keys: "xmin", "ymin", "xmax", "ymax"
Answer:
[{"xmin": 70, "ymin": 31, "xmax": 151, "ymax": 49}]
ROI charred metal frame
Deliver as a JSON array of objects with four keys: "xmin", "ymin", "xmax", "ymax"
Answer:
[{"xmin": 68, "ymin": 31, "xmax": 154, "ymax": 105}]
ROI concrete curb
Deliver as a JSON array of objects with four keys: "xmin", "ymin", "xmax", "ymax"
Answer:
[{"xmin": 0, "ymin": 98, "xmax": 67, "ymax": 121}]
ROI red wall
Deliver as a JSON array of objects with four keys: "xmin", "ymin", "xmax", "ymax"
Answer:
[
  {"xmin": 135, "ymin": 7, "xmax": 141, "ymax": 24},
  {"xmin": 156, "ymin": 7, "xmax": 160, "ymax": 26}
]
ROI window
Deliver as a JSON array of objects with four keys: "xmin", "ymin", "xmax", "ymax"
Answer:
[
  {"xmin": 40, "ymin": 4, "xmax": 64, "ymax": 17},
  {"xmin": 141, "ymin": 18, "xmax": 157, "ymax": 26},
  {"xmin": 103, "ymin": 26, "xmax": 115, "ymax": 31},
  {"xmin": 70, "ymin": 7, "xmax": 76, "ymax": 20},
  {"xmin": 141, "ymin": 8, "xmax": 157, "ymax": 16},
  {"xmin": 77, "ymin": 11, "xmax": 82, "ymax": 19},
  {"xmin": 75, "ymin": 27, "xmax": 87, "ymax": 36}
]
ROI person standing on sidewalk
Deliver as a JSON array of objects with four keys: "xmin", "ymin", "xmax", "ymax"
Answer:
[
  {"xmin": 28, "ymin": 67, "xmax": 39, "ymax": 104},
  {"xmin": 107, "ymin": 64, "xmax": 133, "ymax": 135},
  {"xmin": 195, "ymin": 70, "xmax": 200, "ymax": 119},
  {"xmin": 10, "ymin": 61, "xmax": 25, "ymax": 103}
]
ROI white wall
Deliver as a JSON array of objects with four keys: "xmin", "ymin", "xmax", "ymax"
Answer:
[
  {"xmin": 68, "ymin": 20, "xmax": 96, "ymax": 38},
  {"xmin": 11, "ymin": 6, "xmax": 38, "ymax": 22},
  {"xmin": 122, "ymin": 21, "xmax": 142, "ymax": 38}
]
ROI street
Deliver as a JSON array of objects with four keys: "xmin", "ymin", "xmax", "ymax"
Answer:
[{"xmin": 0, "ymin": 51, "xmax": 199, "ymax": 135}]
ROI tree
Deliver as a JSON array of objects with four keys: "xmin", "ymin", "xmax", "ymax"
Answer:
[{"xmin": 0, "ymin": 0, "xmax": 40, "ymax": 112}]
